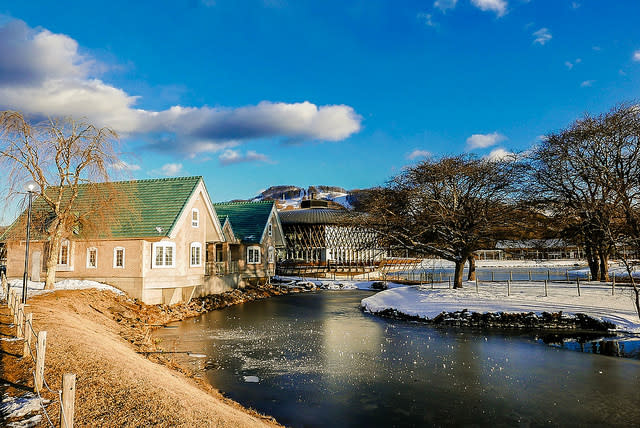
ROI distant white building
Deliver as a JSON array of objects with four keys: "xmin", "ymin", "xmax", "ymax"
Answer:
[{"xmin": 477, "ymin": 239, "xmax": 584, "ymax": 261}]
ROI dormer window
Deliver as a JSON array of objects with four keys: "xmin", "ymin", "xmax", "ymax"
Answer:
[{"xmin": 192, "ymin": 209, "xmax": 200, "ymax": 228}]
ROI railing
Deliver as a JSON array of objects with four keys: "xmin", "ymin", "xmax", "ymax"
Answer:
[
  {"xmin": 205, "ymin": 261, "xmax": 240, "ymax": 276},
  {"xmin": 1, "ymin": 272, "xmax": 76, "ymax": 427}
]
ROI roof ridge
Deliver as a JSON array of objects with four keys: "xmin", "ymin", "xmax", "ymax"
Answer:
[
  {"xmin": 41, "ymin": 176, "xmax": 203, "ymax": 189},
  {"xmin": 214, "ymin": 200, "xmax": 274, "ymax": 205}
]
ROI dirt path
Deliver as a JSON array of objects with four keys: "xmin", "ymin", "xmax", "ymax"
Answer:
[{"xmin": 0, "ymin": 288, "xmax": 284, "ymax": 427}]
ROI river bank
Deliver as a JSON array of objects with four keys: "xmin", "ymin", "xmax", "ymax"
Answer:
[
  {"xmin": 361, "ymin": 280, "xmax": 640, "ymax": 333},
  {"xmin": 0, "ymin": 284, "xmax": 298, "ymax": 427}
]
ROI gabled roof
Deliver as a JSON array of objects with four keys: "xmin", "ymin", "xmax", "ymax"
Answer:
[
  {"xmin": 1, "ymin": 176, "xmax": 204, "ymax": 240},
  {"xmin": 213, "ymin": 201, "xmax": 275, "ymax": 244}
]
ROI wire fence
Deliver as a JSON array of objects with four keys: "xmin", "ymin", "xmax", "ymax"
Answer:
[{"xmin": 1, "ymin": 272, "xmax": 76, "ymax": 428}]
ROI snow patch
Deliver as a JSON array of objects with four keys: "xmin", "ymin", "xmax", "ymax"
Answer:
[{"xmin": 361, "ymin": 281, "xmax": 640, "ymax": 333}]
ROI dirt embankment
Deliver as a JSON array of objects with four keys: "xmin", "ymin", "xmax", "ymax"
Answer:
[{"xmin": 0, "ymin": 285, "xmax": 296, "ymax": 427}]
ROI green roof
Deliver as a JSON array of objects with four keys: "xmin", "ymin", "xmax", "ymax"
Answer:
[
  {"xmin": 213, "ymin": 201, "xmax": 274, "ymax": 244},
  {"xmin": 1, "ymin": 176, "xmax": 203, "ymax": 241}
]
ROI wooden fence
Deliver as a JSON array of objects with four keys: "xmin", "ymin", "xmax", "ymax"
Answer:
[{"xmin": 1, "ymin": 272, "xmax": 76, "ymax": 428}]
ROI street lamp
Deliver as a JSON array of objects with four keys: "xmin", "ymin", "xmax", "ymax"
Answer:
[{"xmin": 22, "ymin": 181, "xmax": 37, "ymax": 305}]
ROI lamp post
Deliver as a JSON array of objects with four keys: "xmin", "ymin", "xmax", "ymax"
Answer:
[{"xmin": 22, "ymin": 181, "xmax": 37, "ymax": 305}]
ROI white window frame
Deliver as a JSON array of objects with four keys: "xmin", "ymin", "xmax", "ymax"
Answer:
[
  {"xmin": 268, "ymin": 246, "xmax": 275, "ymax": 264},
  {"xmin": 191, "ymin": 208, "xmax": 200, "ymax": 228},
  {"xmin": 86, "ymin": 247, "xmax": 98, "ymax": 269},
  {"xmin": 152, "ymin": 242, "xmax": 176, "ymax": 268},
  {"xmin": 190, "ymin": 242, "xmax": 202, "ymax": 267},
  {"xmin": 58, "ymin": 240, "xmax": 70, "ymax": 267},
  {"xmin": 268, "ymin": 223, "xmax": 273, "ymax": 237},
  {"xmin": 113, "ymin": 247, "xmax": 125, "ymax": 269},
  {"xmin": 247, "ymin": 246, "xmax": 261, "ymax": 264}
]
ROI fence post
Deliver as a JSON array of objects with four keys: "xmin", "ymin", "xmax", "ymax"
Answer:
[
  {"xmin": 544, "ymin": 279, "xmax": 548, "ymax": 297},
  {"xmin": 35, "ymin": 331, "xmax": 47, "ymax": 393},
  {"xmin": 509, "ymin": 271, "xmax": 513, "ymax": 281},
  {"xmin": 23, "ymin": 313, "xmax": 33, "ymax": 359},
  {"xmin": 16, "ymin": 304, "xmax": 24, "ymax": 339},
  {"xmin": 566, "ymin": 270, "xmax": 569, "ymax": 282},
  {"xmin": 13, "ymin": 293, "xmax": 19, "ymax": 324},
  {"xmin": 547, "ymin": 270, "xmax": 550, "ymax": 281},
  {"xmin": 507, "ymin": 279, "xmax": 511, "ymax": 296},
  {"xmin": 528, "ymin": 271, "xmax": 531, "ymax": 281},
  {"xmin": 576, "ymin": 277, "xmax": 581, "ymax": 296},
  {"xmin": 612, "ymin": 275, "xmax": 615, "ymax": 296},
  {"xmin": 491, "ymin": 271, "xmax": 494, "ymax": 282},
  {"xmin": 475, "ymin": 276, "xmax": 478, "ymax": 293},
  {"xmin": 61, "ymin": 373, "xmax": 76, "ymax": 428},
  {"xmin": 448, "ymin": 275, "xmax": 451, "ymax": 289}
]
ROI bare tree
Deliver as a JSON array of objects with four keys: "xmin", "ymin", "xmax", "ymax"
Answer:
[
  {"xmin": 360, "ymin": 155, "xmax": 521, "ymax": 288},
  {"xmin": 0, "ymin": 111, "xmax": 124, "ymax": 289},
  {"xmin": 527, "ymin": 107, "xmax": 633, "ymax": 281}
]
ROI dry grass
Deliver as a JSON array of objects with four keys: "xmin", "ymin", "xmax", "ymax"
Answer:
[{"xmin": 1, "ymin": 289, "xmax": 283, "ymax": 427}]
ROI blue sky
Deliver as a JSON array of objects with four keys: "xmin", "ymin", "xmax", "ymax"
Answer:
[{"xmin": 1, "ymin": 0, "xmax": 640, "ymax": 210}]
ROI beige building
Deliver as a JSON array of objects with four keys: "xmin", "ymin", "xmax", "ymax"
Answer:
[{"xmin": 1, "ymin": 177, "xmax": 283, "ymax": 305}]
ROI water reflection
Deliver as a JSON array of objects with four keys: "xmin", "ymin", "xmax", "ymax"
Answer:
[
  {"xmin": 154, "ymin": 291, "xmax": 640, "ymax": 427},
  {"xmin": 537, "ymin": 332, "xmax": 640, "ymax": 359}
]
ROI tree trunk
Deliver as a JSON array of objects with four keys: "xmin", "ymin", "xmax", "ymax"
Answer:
[
  {"xmin": 598, "ymin": 250, "xmax": 609, "ymax": 282},
  {"xmin": 467, "ymin": 254, "xmax": 476, "ymax": 281},
  {"xmin": 585, "ymin": 244, "xmax": 599, "ymax": 281},
  {"xmin": 453, "ymin": 259, "xmax": 465, "ymax": 289},
  {"xmin": 44, "ymin": 230, "xmax": 61, "ymax": 290}
]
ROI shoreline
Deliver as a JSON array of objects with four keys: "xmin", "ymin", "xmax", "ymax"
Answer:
[{"xmin": 363, "ymin": 307, "xmax": 616, "ymax": 331}]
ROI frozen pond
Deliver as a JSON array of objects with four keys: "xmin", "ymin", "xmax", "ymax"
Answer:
[{"xmin": 154, "ymin": 291, "xmax": 640, "ymax": 427}]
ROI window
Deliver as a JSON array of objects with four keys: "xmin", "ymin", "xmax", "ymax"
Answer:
[
  {"xmin": 268, "ymin": 223, "xmax": 273, "ymax": 237},
  {"xmin": 268, "ymin": 246, "xmax": 274, "ymax": 264},
  {"xmin": 87, "ymin": 247, "xmax": 98, "ymax": 268},
  {"xmin": 58, "ymin": 240, "xmax": 70, "ymax": 266},
  {"xmin": 191, "ymin": 208, "xmax": 200, "ymax": 228},
  {"xmin": 113, "ymin": 247, "xmax": 125, "ymax": 268},
  {"xmin": 152, "ymin": 242, "xmax": 176, "ymax": 268},
  {"xmin": 190, "ymin": 242, "xmax": 202, "ymax": 267},
  {"xmin": 247, "ymin": 246, "xmax": 261, "ymax": 264}
]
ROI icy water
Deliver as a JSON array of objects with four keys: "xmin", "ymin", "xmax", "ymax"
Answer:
[{"xmin": 154, "ymin": 291, "xmax": 640, "ymax": 427}]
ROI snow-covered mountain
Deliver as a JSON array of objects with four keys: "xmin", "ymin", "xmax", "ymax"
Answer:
[{"xmin": 251, "ymin": 185, "xmax": 365, "ymax": 210}]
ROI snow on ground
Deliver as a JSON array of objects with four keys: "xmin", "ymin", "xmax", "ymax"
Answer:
[
  {"xmin": 568, "ymin": 264, "xmax": 640, "ymax": 279},
  {"xmin": 274, "ymin": 275, "xmax": 409, "ymax": 291},
  {"xmin": 2, "ymin": 278, "xmax": 124, "ymax": 301},
  {"xmin": 1, "ymin": 394, "xmax": 46, "ymax": 427},
  {"xmin": 361, "ymin": 280, "xmax": 640, "ymax": 333},
  {"xmin": 418, "ymin": 258, "xmax": 584, "ymax": 269}
]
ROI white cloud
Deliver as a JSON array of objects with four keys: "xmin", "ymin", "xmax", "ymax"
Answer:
[
  {"xmin": 565, "ymin": 58, "xmax": 581, "ymax": 69},
  {"xmin": 112, "ymin": 161, "xmax": 141, "ymax": 171},
  {"xmin": 417, "ymin": 13, "xmax": 436, "ymax": 27},
  {"xmin": 466, "ymin": 132, "xmax": 507, "ymax": 149},
  {"xmin": 571, "ymin": 1, "xmax": 580, "ymax": 9},
  {"xmin": 581, "ymin": 80, "xmax": 595, "ymax": 87},
  {"xmin": 470, "ymin": 0, "xmax": 508, "ymax": 17},
  {"xmin": 406, "ymin": 149, "xmax": 431, "ymax": 160},
  {"xmin": 218, "ymin": 149, "xmax": 271, "ymax": 165},
  {"xmin": 0, "ymin": 19, "xmax": 363, "ymax": 158},
  {"xmin": 532, "ymin": 28, "xmax": 552, "ymax": 45},
  {"xmin": 485, "ymin": 148, "xmax": 514, "ymax": 161},
  {"xmin": 434, "ymin": 0, "xmax": 457, "ymax": 12},
  {"xmin": 152, "ymin": 163, "xmax": 184, "ymax": 176},
  {"xmin": 633, "ymin": 50, "xmax": 640, "ymax": 62}
]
